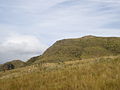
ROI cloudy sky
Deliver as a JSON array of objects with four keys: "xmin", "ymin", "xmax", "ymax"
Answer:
[{"xmin": 0, "ymin": 0, "xmax": 120, "ymax": 63}]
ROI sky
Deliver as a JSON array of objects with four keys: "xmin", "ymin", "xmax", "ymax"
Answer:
[{"xmin": 0, "ymin": 0, "xmax": 120, "ymax": 63}]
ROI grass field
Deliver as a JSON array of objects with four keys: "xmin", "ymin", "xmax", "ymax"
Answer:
[{"xmin": 0, "ymin": 56, "xmax": 120, "ymax": 90}]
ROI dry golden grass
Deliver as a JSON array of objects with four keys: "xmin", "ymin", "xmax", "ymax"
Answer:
[{"xmin": 0, "ymin": 56, "xmax": 120, "ymax": 90}]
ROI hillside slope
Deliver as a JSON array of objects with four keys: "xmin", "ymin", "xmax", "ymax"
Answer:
[
  {"xmin": 0, "ymin": 56, "xmax": 120, "ymax": 90},
  {"xmin": 34, "ymin": 35, "xmax": 120, "ymax": 64},
  {"xmin": 0, "ymin": 60, "xmax": 26, "ymax": 71},
  {"xmin": 26, "ymin": 56, "xmax": 41, "ymax": 65}
]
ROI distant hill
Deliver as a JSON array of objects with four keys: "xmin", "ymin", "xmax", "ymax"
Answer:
[
  {"xmin": 26, "ymin": 56, "xmax": 42, "ymax": 65},
  {"xmin": 33, "ymin": 35, "xmax": 120, "ymax": 64},
  {"xmin": 0, "ymin": 60, "xmax": 26, "ymax": 71},
  {"xmin": 0, "ymin": 64, "xmax": 3, "ymax": 71}
]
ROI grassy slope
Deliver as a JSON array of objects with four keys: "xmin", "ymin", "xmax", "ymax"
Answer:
[
  {"xmin": 34, "ymin": 36, "xmax": 120, "ymax": 64},
  {"xmin": 0, "ymin": 60, "xmax": 26, "ymax": 71},
  {"xmin": 26, "ymin": 56, "xmax": 42, "ymax": 66},
  {"xmin": 0, "ymin": 56, "xmax": 120, "ymax": 90},
  {"xmin": 0, "ymin": 64, "xmax": 3, "ymax": 71}
]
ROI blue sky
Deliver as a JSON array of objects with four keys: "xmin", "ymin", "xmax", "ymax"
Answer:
[{"xmin": 0, "ymin": 0, "xmax": 120, "ymax": 63}]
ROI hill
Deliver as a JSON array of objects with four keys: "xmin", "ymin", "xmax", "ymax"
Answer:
[
  {"xmin": 0, "ymin": 64, "xmax": 3, "ymax": 71},
  {"xmin": 26, "ymin": 56, "xmax": 41, "ymax": 65},
  {"xmin": 0, "ymin": 60, "xmax": 26, "ymax": 71},
  {"xmin": 33, "ymin": 35, "xmax": 120, "ymax": 64}
]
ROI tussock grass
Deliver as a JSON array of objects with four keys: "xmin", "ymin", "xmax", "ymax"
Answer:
[{"xmin": 0, "ymin": 56, "xmax": 120, "ymax": 90}]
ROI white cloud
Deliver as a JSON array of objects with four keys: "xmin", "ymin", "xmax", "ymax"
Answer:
[{"xmin": 0, "ymin": 34, "xmax": 48, "ymax": 63}]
